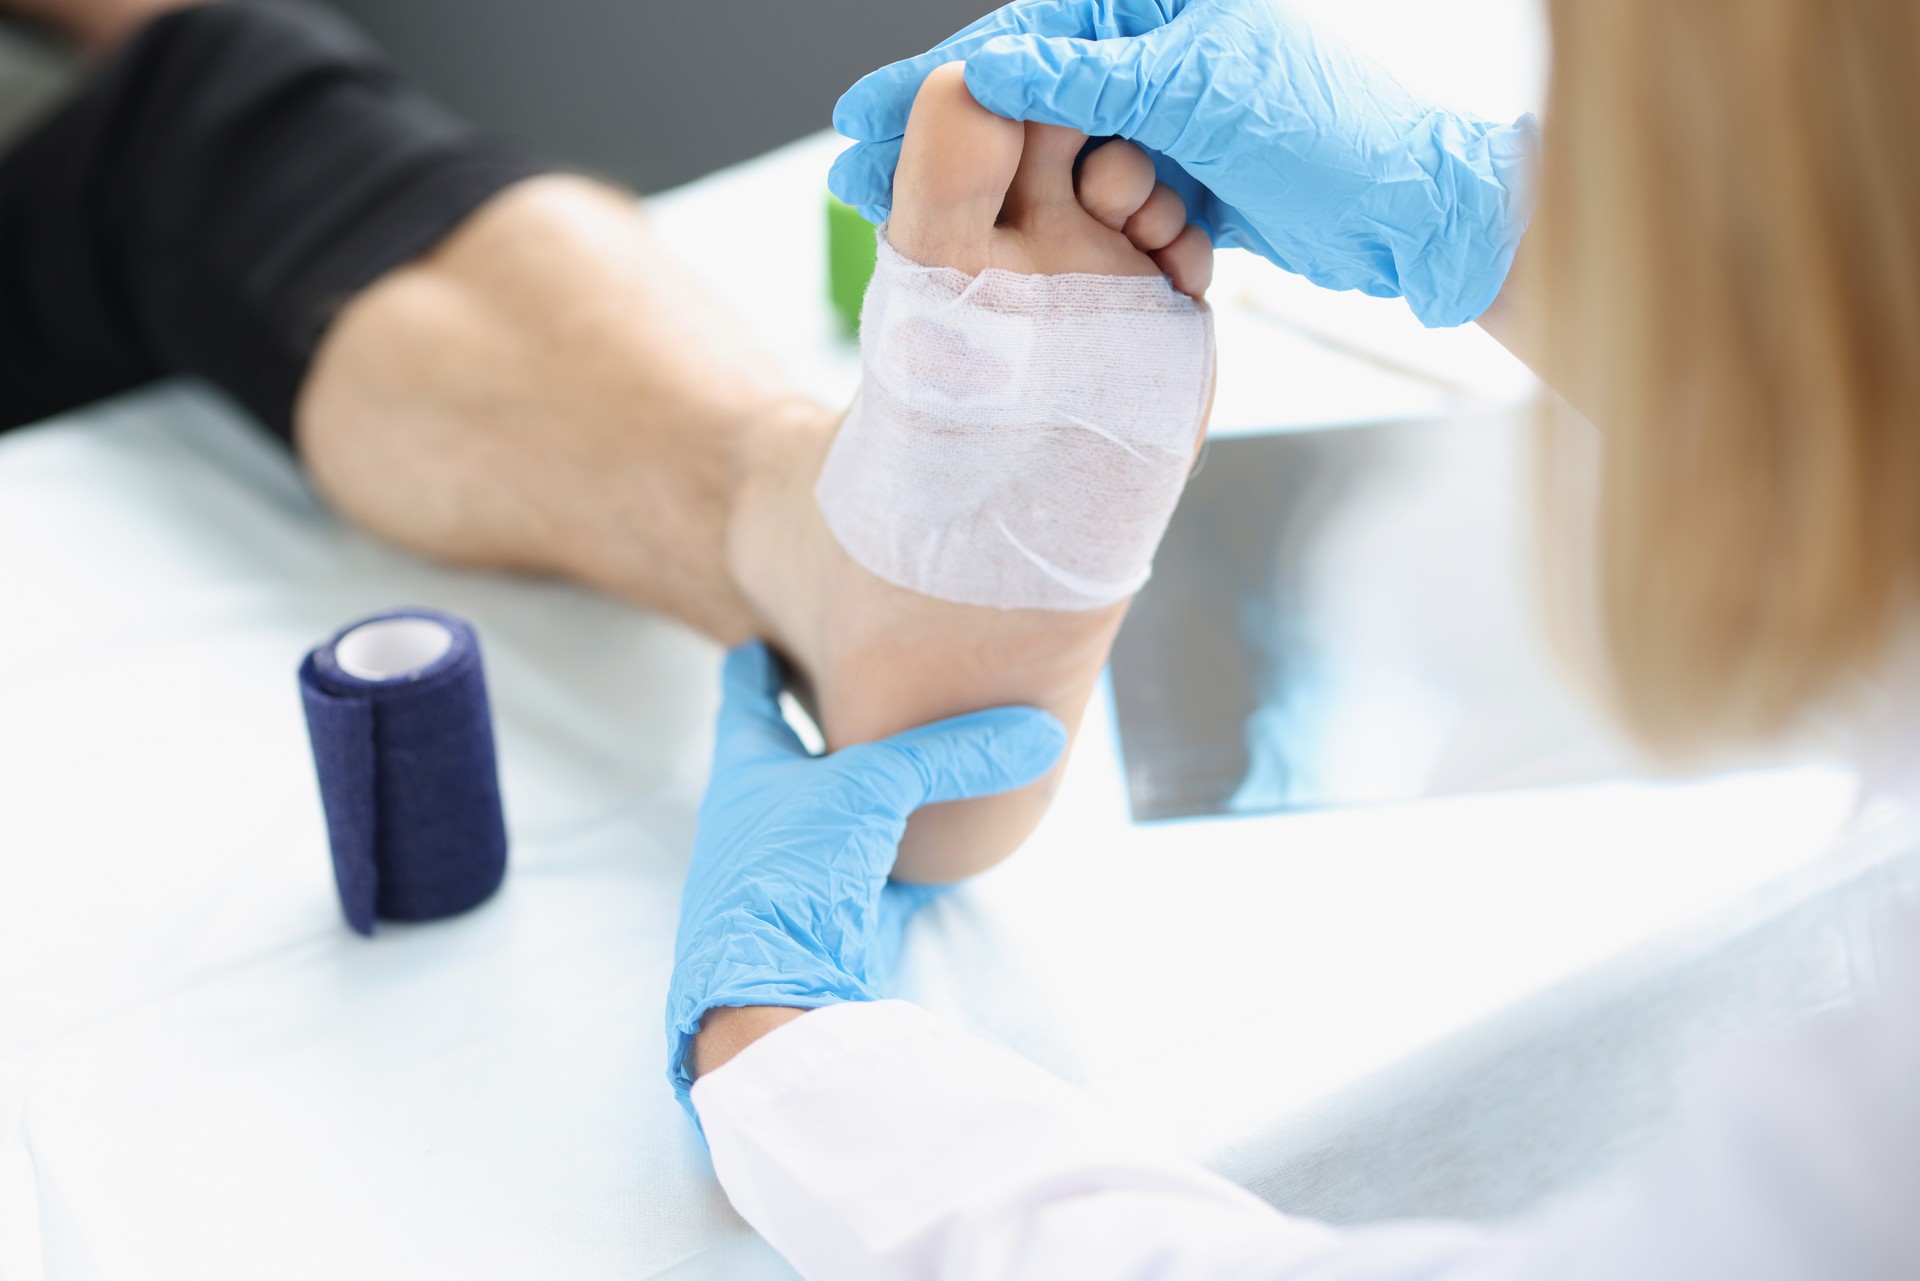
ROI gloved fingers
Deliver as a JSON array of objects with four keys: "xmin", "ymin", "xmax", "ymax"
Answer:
[
  {"xmin": 832, "ymin": 51, "xmax": 955, "ymax": 143},
  {"xmin": 884, "ymin": 880, "xmax": 956, "ymax": 912},
  {"xmin": 833, "ymin": 0, "xmax": 1200, "ymax": 140},
  {"xmin": 838, "ymin": 705, "xmax": 1068, "ymax": 814},
  {"xmin": 1147, "ymin": 152, "xmax": 1207, "ymax": 218},
  {"xmin": 1144, "ymin": 151, "xmax": 1249, "ymax": 251},
  {"xmin": 827, "ymin": 136, "xmax": 903, "ymax": 220},
  {"xmin": 831, "ymin": 0, "xmax": 1100, "ymax": 142},
  {"xmin": 713, "ymin": 641, "xmax": 808, "ymax": 770},
  {"xmin": 964, "ymin": 22, "xmax": 1194, "ymax": 152},
  {"xmin": 829, "ymin": 0, "xmax": 1197, "ymax": 220}
]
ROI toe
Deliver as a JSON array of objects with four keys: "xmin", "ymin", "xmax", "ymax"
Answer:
[
  {"xmin": 888, "ymin": 62, "xmax": 1024, "ymax": 270},
  {"xmin": 1123, "ymin": 183, "xmax": 1189, "ymax": 254},
  {"xmin": 1152, "ymin": 223, "xmax": 1215, "ymax": 300},
  {"xmin": 1002, "ymin": 121, "xmax": 1091, "ymax": 220},
  {"xmin": 999, "ymin": 122, "xmax": 1164, "ymax": 278},
  {"xmin": 1075, "ymin": 140, "xmax": 1157, "ymax": 233}
]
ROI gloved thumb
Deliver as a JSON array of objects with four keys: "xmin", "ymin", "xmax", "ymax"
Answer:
[
  {"xmin": 827, "ymin": 136, "xmax": 903, "ymax": 223},
  {"xmin": 964, "ymin": 23, "xmax": 1192, "ymax": 153},
  {"xmin": 839, "ymin": 705, "xmax": 1068, "ymax": 814},
  {"xmin": 711, "ymin": 641, "xmax": 808, "ymax": 771}
]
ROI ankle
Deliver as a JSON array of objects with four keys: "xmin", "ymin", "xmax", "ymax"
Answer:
[
  {"xmin": 725, "ymin": 396, "xmax": 839, "ymax": 648},
  {"xmin": 732, "ymin": 394, "xmax": 837, "ymax": 499}
]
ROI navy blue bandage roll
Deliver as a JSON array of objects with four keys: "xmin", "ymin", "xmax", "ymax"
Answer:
[{"xmin": 298, "ymin": 608, "xmax": 508, "ymax": 935}]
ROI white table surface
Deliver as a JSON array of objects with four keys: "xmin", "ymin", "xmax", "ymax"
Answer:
[{"xmin": 1, "ymin": 14, "xmax": 1908, "ymax": 1275}]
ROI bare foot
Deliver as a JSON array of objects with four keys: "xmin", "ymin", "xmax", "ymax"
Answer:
[{"xmin": 731, "ymin": 63, "xmax": 1214, "ymax": 883}]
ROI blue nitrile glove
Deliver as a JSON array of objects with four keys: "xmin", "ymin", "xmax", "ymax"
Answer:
[
  {"xmin": 665, "ymin": 642, "xmax": 1068, "ymax": 1121},
  {"xmin": 829, "ymin": 0, "xmax": 1538, "ymax": 328}
]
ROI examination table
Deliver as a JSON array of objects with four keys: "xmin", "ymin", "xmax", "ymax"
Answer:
[{"xmin": 3, "ymin": 128, "xmax": 1917, "ymax": 1281}]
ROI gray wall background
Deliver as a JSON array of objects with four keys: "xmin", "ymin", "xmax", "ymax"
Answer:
[
  {"xmin": 325, "ymin": 0, "xmax": 995, "ymax": 191},
  {"xmin": 1, "ymin": 3, "xmax": 994, "ymax": 187}
]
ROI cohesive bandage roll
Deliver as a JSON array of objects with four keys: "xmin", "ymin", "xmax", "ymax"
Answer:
[
  {"xmin": 815, "ymin": 233, "xmax": 1215, "ymax": 611},
  {"xmin": 298, "ymin": 608, "xmax": 508, "ymax": 936}
]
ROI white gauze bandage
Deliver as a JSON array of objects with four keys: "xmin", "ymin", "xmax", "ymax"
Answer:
[{"xmin": 814, "ymin": 233, "xmax": 1215, "ymax": 611}]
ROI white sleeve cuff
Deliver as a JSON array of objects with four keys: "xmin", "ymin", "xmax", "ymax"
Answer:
[{"xmin": 690, "ymin": 1000, "xmax": 1333, "ymax": 1281}]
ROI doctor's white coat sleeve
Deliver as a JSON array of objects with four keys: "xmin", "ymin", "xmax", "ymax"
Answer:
[{"xmin": 690, "ymin": 997, "xmax": 1920, "ymax": 1281}]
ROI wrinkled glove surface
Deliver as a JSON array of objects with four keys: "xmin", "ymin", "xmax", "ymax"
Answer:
[
  {"xmin": 830, "ymin": 0, "xmax": 1537, "ymax": 328},
  {"xmin": 665, "ymin": 642, "xmax": 1067, "ymax": 1121}
]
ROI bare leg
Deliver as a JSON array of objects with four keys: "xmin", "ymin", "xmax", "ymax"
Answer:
[
  {"xmin": 15, "ymin": 4, "xmax": 1211, "ymax": 880},
  {"xmin": 302, "ymin": 67, "xmax": 1212, "ymax": 882},
  {"xmin": 5, "ymin": 0, "xmax": 811, "ymax": 644},
  {"xmin": 297, "ymin": 175, "xmax": 816, "ymax": 644}
]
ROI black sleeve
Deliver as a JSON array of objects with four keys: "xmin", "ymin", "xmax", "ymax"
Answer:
[{"xmin": 0, "ymin": 0, "xmax": 554, "ymax": 443}]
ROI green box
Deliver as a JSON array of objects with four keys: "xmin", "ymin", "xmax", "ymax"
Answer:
[{"xmin": 826, "ymin": 193, "xmax": 879, "ymax": 339}]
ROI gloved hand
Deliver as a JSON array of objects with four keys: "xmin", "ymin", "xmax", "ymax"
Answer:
[
  {"xmin": 829, "ymin": 0, "xmax": 1538, "ymax": 328},
  {"xmin": 665, "ymin": 642, "xmax": 1068, "ymax": 1121}
]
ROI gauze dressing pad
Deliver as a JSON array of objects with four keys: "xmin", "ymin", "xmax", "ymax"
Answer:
[{"xmin": 815, "ymin": 233, "xmax": 1215, "ymax": 611}]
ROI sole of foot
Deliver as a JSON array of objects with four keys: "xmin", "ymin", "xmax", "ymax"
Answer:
[{"xmin": 730, "ymin": 61, "xmax": 1214, "ymax": 883}]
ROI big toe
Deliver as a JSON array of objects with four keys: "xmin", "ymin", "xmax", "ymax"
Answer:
[
  {"xmin": 886, "ymin": 62, "xmax": 1023, "ymax": 272},
  {"xmin": 884, "ymin": 63, "xmax": 1173, "ymax": 281}
]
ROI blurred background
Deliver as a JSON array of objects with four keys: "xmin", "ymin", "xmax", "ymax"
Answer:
[
  {"xmin": 0, "ymin": 1, "xmax": 1542, "ymax": 185},
  {"xmin": 0, "ymin": 1, "xmax": 996, "ymax": 186},
  {"xmin": 313, "ymin": 0, "xmax": 998, "ymax": 190}
]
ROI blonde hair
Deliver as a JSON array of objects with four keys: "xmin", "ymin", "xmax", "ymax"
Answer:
[{"xmin": 1531, "ymin": 0, "xmax": 1920, "ymax": 759}]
